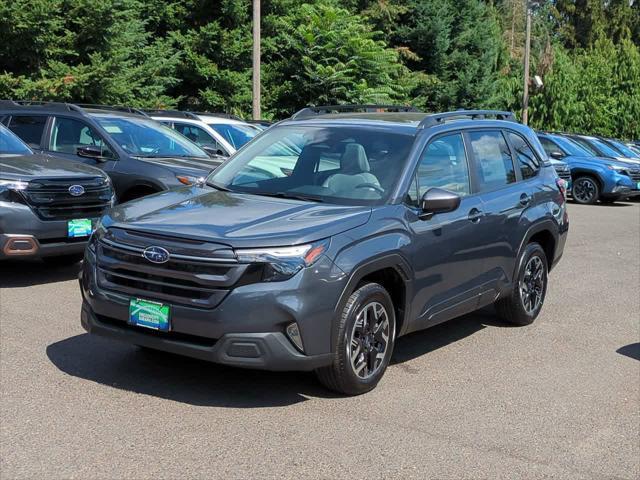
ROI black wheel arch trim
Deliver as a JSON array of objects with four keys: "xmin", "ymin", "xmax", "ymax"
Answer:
[
  {"xmin": 512, "ymin": 219, "xmax": 558, "ymax": 281},
  {"xmin": 331, "ymin": 253, "xmax": 413, "ymax": 351}
]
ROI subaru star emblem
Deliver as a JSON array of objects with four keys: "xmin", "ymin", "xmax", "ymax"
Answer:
[
  {"xmin": 143, "ymin": 246, "xmax": 170, "ymax": 264},
  {"xmin": 68, "ymin": 185, "xmax": 85, "ymax": 196}
]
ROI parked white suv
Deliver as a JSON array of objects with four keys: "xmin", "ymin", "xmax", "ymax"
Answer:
[{"xmin": 148, "ymin": 110, "xmax": 260, "ymax": 157}]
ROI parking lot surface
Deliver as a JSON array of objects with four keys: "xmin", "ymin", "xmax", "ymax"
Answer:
[{"xmin": 1, "ymin": 202, "xmax": 639, "ymax": 479}]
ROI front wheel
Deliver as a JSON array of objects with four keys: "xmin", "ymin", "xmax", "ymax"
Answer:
[
  {"xmin": 316, "ymin": 283, "xmax": 396, "ymax": 395},
  {"xmin": 572, "ymin": 176, "xmax": 600, "ymax": 205},
  {"xmin": 495, "ymin": 242, "xmax": 548, "ymax": 326}
]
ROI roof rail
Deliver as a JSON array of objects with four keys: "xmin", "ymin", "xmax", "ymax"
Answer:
[
  {"xmin": 291, "ymin": 104, "xmax": 420, "ymax": 120},
  {"xmin": 0, "ymin": 100, "xmax": 85, "ymax": 114},
  {"xmin": 75, "ymin": 104, "xmax": 149, "ymax": 116},
  {"xmin": 144, "ymin": 109, "xmax": 200, "ymax": 120},
  {"xmin": 419, "ymin": 110, "xmax": 516, "ymax": 129},
  {"xmin": 188, "ymin": 111, "xmax": 244, "ymax": 121}
]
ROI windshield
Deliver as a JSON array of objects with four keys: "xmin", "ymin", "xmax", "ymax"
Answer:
[
  {"xmin": 582, "ymin": 136, "xmax": 622, "ymax": 158},
  {"xmin": 0, "ymin": 124, "xmax": 32, "ymax": 155},
  {"xmin": 208, "ymin": 123, "xmax": 259, "ymax": 149},
  {"xmin": 604, "ymin": 139, "xmax": 640, "ymax": 159},
  {"xmin": 94, "ymin": 116, "xmax": 208, "ymax": 158},
  {"xmin": 207, "ymin": 125, "xmax": 415, "ymax": 205},
  {"xmin": 551, "ymin": 135, "xmax": 594, "ymax": 157}
]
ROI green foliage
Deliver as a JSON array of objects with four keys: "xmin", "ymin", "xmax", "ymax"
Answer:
[
  {"xmin": 263, "ymin": 2, "xmax": 409, "ymax": 117},
  {"xmin": 0, "ymin": 0, "xmax": 638, "ymax": 137}
]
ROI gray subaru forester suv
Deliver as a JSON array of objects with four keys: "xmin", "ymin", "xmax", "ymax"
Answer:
[{"xmin": 80, "ymin": 106, "xmax": 569, "ymax": 395}]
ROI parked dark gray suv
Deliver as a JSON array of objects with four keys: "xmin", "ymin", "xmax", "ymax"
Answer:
[
  {"xmin": 0, "ymin": 123, "xmax": 113, "ymax": 262},
  {"xmin": 80, "ymin": 106, "xmax": 569, "ymax": 394},
  {"xmin": 0, "ymin": 101, "xmax": 224, "ymax": 202}
]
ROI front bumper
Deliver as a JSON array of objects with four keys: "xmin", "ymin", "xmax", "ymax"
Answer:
[
  {"xmin": 80, "ymin": 249, "xmax": 347, "ymax": 371},
  {"xmin": 0, "ymin": 203, "xmax": 93, "ymax": 259},
  {"xmin": 81, "ymin": 303, "xmax": 333, "ymax": 371}
]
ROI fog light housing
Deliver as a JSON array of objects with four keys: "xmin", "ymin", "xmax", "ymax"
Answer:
[{"xmin": 286, "ymin": 322, "xmax": 304, "ymax": 353}]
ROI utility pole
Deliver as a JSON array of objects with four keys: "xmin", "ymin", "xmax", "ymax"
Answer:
[
  {"xmin": 252, "ymin": 0, "xmax": 261, "ymax": 120},
  {"xmin": 522, "ymin": 0, "xmax": 532, "ymax": 125}
]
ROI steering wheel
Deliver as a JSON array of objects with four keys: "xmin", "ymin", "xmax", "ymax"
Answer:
[{"xmin": 355, "ymin": 183, "xmax": 385, "ymax": 195}]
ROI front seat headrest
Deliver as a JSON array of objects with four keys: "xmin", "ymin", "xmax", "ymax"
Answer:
[{"xmin": 341, "ymin": 143, "xmax": 370, "ymax": 174}]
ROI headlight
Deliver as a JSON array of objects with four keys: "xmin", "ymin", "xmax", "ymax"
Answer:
[
  {"xmin": 235, "ymin": 239, "xmax": 329, "ymax": 282},
  {"xmin": 607, "ymin": 165, "xmax": 628, "ymax": 173},
  {"xmin": 0, "ymin": 179, "xmax": 28, "ymax": 202}
]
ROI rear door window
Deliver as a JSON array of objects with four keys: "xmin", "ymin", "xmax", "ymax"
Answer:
[
  {"xmin": 468, "ymin": 130, "xmax": 516, "ymax": 192},
  {"xmin": 7, "ymin": 115, "xmax": 47, "ymax": 148}
]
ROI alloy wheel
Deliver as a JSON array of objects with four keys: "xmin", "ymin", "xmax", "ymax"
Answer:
[
  {"xmin": 347, "ymin": 301, "xmax": 390, "ymax": 379},
  {"xmin": 519, "ymin": 256, "xmax": 545, "ymax": 315},
  {"xmin": 573, "ymin": 178, "xmax": 597, "ymax": 203}
]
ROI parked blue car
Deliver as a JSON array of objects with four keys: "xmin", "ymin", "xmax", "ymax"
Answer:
[{"xmin": 537, "ymin": 132, "xmax": 640, "ymax": 204}]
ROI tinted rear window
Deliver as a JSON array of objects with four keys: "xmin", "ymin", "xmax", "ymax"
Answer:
[{"xmin": 7, "ymin": 115, "xmax": 47, "ymax": 147}]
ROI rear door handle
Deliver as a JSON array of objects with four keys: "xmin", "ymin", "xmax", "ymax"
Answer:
[
  {"xmin": 519, "ymin": 193, "xmax": 532, "ymax": 206},
  {"xmin": 468, "ymin": 208, "xmax": 483, "ymax": 223}
]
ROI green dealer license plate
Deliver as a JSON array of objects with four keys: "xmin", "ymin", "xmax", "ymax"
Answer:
[
  {"xmin": 67, "ymin": 218, "xmax": 93, "ymax": 238},
  {"xmin": 129, "ymin": 298, "xmax": 171, "ymax": 332}
]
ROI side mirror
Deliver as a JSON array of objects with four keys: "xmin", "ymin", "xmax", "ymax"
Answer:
[
  {"xmin": 550, "ymin": 151, "xmax": 565, "ymax": 159},
  {"xmin": 420, "ymin": 188, "xmax": 461, "ymax": 220},
  {"xmin": 203, "ymin": 146, "xmax": 227, "ymax": 158},
  {"xmin": 77, "ymin": 145, "xmax": 106, "ymax": 161}
]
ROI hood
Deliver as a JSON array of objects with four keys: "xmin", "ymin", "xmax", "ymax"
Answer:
[
  {"xmin": 564, "ymin": 155, "xmax": 637, "ymax": 169},
  {"xmin": 104, "ymin": 186, "xmax": 372, "ymax": 248},
  {"xmin": 137, "ymin": 156, "xmax": 224, "ymax": 175},
  {"xmin": 0, "ymin": 153, "xmax": 107, "ymax": 180}
]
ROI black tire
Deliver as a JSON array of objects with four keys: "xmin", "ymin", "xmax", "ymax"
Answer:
[
  {"xmin": 495, "ymin": 242, "xmax": 548, "ymax": 326},
  {"xmin": 571, "ymin": 176, "xmax": 600, "ymax": 205},
  {"xmin": 42, "ymin": 253, "xmax": 84, "ymax": 265},
  {"xmin": 316, "ymin": 283, "xmax": 396, "ymax": 395}
]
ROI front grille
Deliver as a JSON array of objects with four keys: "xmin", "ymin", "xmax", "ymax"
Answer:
[
  {"xmin": 627, "ymin": 169, "xmax": 640, "ymax": 183},
  {"xmin": 96, "ymin": 228, "xmax": 249, "ymax": 309},
  {"xmin": 553, "ymin": 165, "xmax": 571, "ymax": 181},
  {"xmin": 21, "ymin": 177, "xmax": 112, "ymax": 221}
]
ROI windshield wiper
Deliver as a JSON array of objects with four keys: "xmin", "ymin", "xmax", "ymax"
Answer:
[
  {"xmin": 249, "ymin": 191, "xmax": 325, "ymax": 203},
  {"xmin": 205, "ymin": 180, "xmax": 232, "ymax": 192}
]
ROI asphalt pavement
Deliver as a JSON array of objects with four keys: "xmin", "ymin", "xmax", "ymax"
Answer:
[{"xmin": 1, "ymin": 201, "xmax": 639, "ymax": 479}]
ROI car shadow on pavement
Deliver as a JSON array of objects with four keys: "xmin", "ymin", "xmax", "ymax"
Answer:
[
  {"xmin": 617, "ymin": 343, "xmax": 640, "ymax": 361},
  {"xmin": 46, "ymin": 333, "xmax": 337, "ymax": 408},
  {"xmin": 391, "ymin": 307, "xmax": 512, "ymax": 365},
  {"xmin": 0, "ymin": 260, "xmax": 81, "ymax": 288},
  {"xmin": 46, "ymin": 308, "xmax": 510, "ymax": 408}
]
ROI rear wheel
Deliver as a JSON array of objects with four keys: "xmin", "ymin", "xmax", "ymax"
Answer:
[
  {"xmin": 495, "ymin": 242, "xmax": 548, "ymax": 326},
  {"xmin": 316, "ymin": 283, "xmax": 396, "ymax": 395},
  {"xmin": 572, "ymin": 176, "xmax": 600, "ymax": 205}
]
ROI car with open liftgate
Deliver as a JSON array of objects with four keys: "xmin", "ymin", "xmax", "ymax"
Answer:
[
  {"xmin": 80, "ymin": 105, "xmax": 569, "ymax": 395},
  {"xmin": 0, "ymin": 101, "xmax": 224, "ymax": 202},
  {"xmin": 0, "ymin": 123, "xmax": 113, "ymax": 263},
  {"xmin": 538, "ymin": 132, "xmax": 640, "ymax": 204}
]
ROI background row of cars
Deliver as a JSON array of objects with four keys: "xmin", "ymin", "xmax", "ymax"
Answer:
[
  {"xmin": 1, "ymin": 98, "xmax": 638, "ymax": 263},
  {"xmin": 0, "ymin": 100, "xmax": 264, "ymax": 262},
  {"xmin": 537, "ymin": 132, "xmax": 640, "ymax": 204}
]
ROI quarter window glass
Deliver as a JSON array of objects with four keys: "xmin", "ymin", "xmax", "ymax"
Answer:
[
  {"xmin": 469, "ymin": 131, "xmax": 516, "ymax": 191},
  {"xmin": 7, "ymin": 115, "xmax": 47, "ymax": 147},
  {"xmin": 508, "ymin": 132, "xmax": 540, "ymax": 179},
  {"xmin": 50, "ymin": 117, "xmax": 114, "ymax": 158},
  {"xmin": 407, "ymin": 133, "xmax": 470, "ymax": 206}
]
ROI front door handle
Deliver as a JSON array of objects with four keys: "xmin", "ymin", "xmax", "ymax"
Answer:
[{"xmin": 468, "ymin": 208, "xmax": 483, "ymax": 223}]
